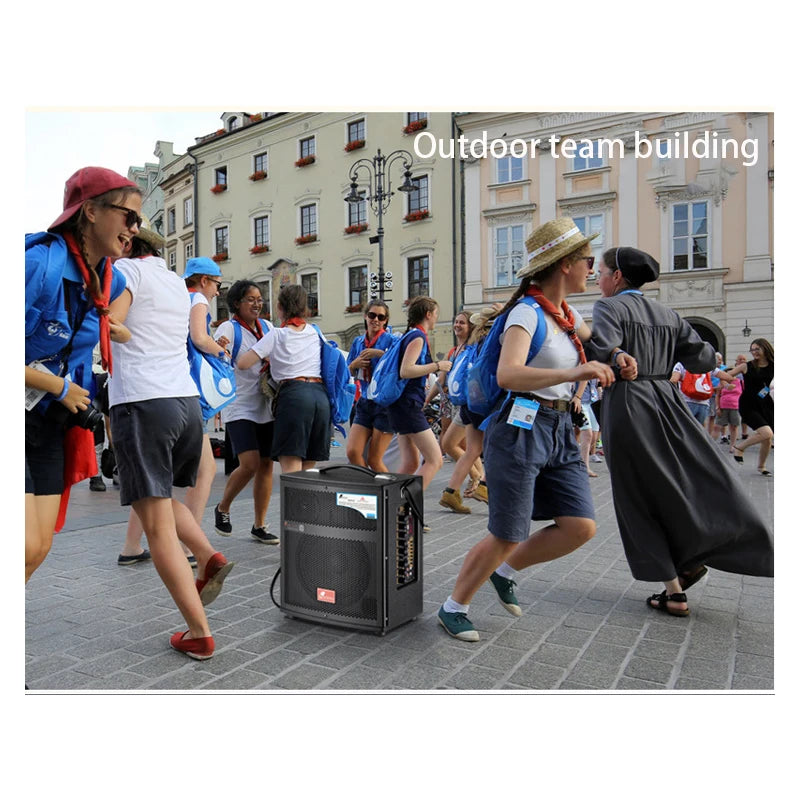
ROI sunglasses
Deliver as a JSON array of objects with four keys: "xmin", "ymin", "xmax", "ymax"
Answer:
[
  {"xmin": 207, "ymin": 278, "xmax": 222, "ymax": 289},
  {"xmin": 581, "ymin": 256, "xmax": 596, "ymax": 270},
  {"xmin": 106, "ymin": 203, "xmax": 143, "ymax": 230},
  {"xmin": 367, "ymin": 311, "xmax": 387, "ymax": 321}
]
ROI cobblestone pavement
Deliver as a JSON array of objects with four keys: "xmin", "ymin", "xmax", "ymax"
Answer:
[{"xmin": 25, "ymin": 435, "xmax": 774, "ymax": 692}]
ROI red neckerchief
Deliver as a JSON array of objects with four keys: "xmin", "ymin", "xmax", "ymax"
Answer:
[
  {"xmin": 361, "ymin": 329, "xmax": 386, "ymax": 382},
  {"xmin": 62, "ymin": 232, "xmax": 113, "ymax": 374},
  {"xmin": 282, "ymin": 317, "xmax": 307, "ymax": 328},
  {"xmin": 234, "ymin": 314, "xmax": 264, "ymax": 340},
  {"xmin": 525, "ymin": 286, "xmax": 586, "ymax": 364}
]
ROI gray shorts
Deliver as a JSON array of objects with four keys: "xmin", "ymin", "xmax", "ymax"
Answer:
[
  {"xmin": 484, "ymin": 398, "xmax": 595, "ymax": 543},
  {"xmin": 716, "ymin": 406, "xmax": 741, "ymax": 426},
  {"xmin": 110, "ymin": 396, "xmax": 203, "ymax": 506}
]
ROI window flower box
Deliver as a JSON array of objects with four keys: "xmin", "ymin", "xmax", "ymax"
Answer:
[
  {"xmin": 345, "ymin": 139, "xmax": 366, "ymax": 152},
  {"xmin": 345, "ymin": 303, "xmax": 364, "ymax": 314},
  {"xmin": 250, "ymin": 113, "xmax": 262, "ymax": 122},
  {"xmin": 404, "ymin": 209, "xmax": 430, "ymax": 223},
  {"xmin": 344, "ymin": 223, "xmax": 368, "ymax": 235},
  {"xmin": 250, "ymin": 244, "xmax": 270, "ymax": 254},
  {"xmin": 212, "ymin": 252, "xmax": 229, "ymax": 263},
  {"xmin": 215, "ymin": 129, "xmax": 225, "ymax": 136},
  {"xmin": 403, "ymin": 119, "xmax": 428, "ymax": 135},
  {"xmin": 249, "ymin": 170, "xmax": 267, "ymax": 181},
  {"xmin": 295, "ymin": 234, "xmax": 318, "ymax": 245},
  {"xmin": 294, "ymin": 155, "xmax": 316, "ymax": 168},
  {"xmin": 210, "ymin": 183, "xmax": 227, "ymax": 194}
]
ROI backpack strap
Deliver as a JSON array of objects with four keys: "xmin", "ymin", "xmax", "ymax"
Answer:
[{"xmin": 231, "ymin": 320, "xmax": 243, "ymax": 363}]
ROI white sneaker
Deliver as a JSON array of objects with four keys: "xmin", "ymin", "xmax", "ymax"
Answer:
[{"xmin": 590, "ymin": 454, "xmax": 602, "ymax": 462}]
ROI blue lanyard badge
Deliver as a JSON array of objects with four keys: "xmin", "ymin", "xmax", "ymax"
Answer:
[{"xmin": 507, "ymin": 396, "xmax": 540, "ymax": 430}]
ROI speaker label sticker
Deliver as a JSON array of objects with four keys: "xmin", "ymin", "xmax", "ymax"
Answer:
[
  {"xmin": 317, "ymin": 588, "xmax": 336, "ymax": 604},
  {"xmin": 336, "ymin": 492, "xmax": 378, "ymax": 519}
]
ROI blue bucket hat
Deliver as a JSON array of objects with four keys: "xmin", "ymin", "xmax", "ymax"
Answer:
[{"xmin": 183, "ymin": 256, "xmax": 222, "ymax": 280}]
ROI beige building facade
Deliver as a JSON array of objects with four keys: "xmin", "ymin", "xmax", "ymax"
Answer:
[
  {"xmin": 453, "ymin": 111, "xmax": 774, "ymax": 362},
  {"xmin": 184, "ymin": 111, "xmax": 459, "ymax": 356}
]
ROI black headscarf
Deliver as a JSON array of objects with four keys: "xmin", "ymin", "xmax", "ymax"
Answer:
[{"xmin": 615, "ymin": 247, "xmax": 659, "ymax": 288}]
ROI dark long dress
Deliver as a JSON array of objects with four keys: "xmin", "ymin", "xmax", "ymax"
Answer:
[
  {"xmin": 739, "ymin": 361, "xmax": 774, "ymax": 431},
  {"xmin": 586, "ymin": 292, "xmax": 773, "ymax": 581}
]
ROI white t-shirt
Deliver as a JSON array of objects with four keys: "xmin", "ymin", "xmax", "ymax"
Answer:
[
  {"xmin": 500, "ymin": 301, "xmax": 585, "ymax": 402},
  {"xmin": 250, "ymin": 324, "xmax": 323, "ymax": 382},
  {"xmin": 109, "ymin": 255, "xmax": 198, "ymax": 406},
  {"xmin": 215, "ymin": 318, "xmax": 274, "ymax": 424}
]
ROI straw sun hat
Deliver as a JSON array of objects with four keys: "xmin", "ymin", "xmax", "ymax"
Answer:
[
  {"xmin": 133, "ymin": 214, "xmax": 166, "ymax": 250},
  {"xmin": 517, "ymin": 217, "xmax": 598, "ymax": 279}
]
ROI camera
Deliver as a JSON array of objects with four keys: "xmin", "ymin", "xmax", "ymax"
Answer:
[{"xmin": 45, "ymin": 395, "xmax": 106, "ymax": 432}]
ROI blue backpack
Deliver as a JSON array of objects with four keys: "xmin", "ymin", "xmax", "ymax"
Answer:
[
  {"xmin": 367, "ymin": 330, "xmax": 427, "ymax": 407},
  {"xmin": 311, "ymin": 325, "xmax": 356, "ymax": 425},
  {"xmin": 466, "ymin": 296, "xmax": 546, "ymax": 429},
  {"xmin": 187, "ymin": 307, "xmax": 236, "ymax": 421},
  {"xmin": 446, "ymin": 343, "xmax": 477, "ymax": 407},
  {"xmin": 230, "ymin": 317, "xmax": 271, "ymax": 363}
]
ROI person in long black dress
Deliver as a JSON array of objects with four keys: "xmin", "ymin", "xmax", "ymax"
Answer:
[
  {"xmin": 586, "ymin": 247, "xmax": 773, "ymax": 617},
  {"xmin": 725, "ymin": 338, "xmax": 774, "ymax": 475}
]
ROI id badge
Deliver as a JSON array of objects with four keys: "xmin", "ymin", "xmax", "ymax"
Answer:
[
  {"xmin": 757, "ymin": 385, "xmax": 770, "ymax": 399},
  {"xmin": 507, "ymin": 397, "xmax": 540, "ymax": 429},
  {"xmin": 25, "ymin": 360, "xmax": 57, "ymax": 411}
]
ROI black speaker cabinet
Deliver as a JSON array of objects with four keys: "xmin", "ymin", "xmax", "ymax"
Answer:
[{"xmin": 279, "ymin": 465, "xmax": 423, "ymax": 634}]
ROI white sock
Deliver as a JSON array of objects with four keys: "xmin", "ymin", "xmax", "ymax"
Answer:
[
  {"xmin": 443, "ymin": 595, "xmax": 469, "ymax": 614},
  {"xmin": 495, "ymin": 562, "xmax": 516, "ymax": 580}
]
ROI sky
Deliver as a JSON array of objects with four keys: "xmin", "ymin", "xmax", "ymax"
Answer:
[{"xmin": 25, "ymin": 110, "xmax": 227, "ymax": 232}]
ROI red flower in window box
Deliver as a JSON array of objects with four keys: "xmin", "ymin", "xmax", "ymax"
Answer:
[
  {"xmin": 344, "ymin": 139, "xmax": 366, "ymax": 152},
  {"xmin": 210, "ymin": 184, "xmax": 227, "ymax": 194},
  {"xmin": 403, "ymin": 119, "xmax": 428, "ymax": 135},
  {"xmin": 344, "ymin": 223, "xmax": 368, "ymax": 235},
  {"xmin": 212, "ymin": 252, "xmax": 229, "ymax": 263},
  {"xmin": 249, "ymin": 170, "xmax": 267, "ymax": 181},
  {"xmin": 250, "ymin": 113, "xmax": 262, "ymax": 122},
  {"xmin": 294, "ymin": 155, "xmax": 316, "ymax": 167},
  {"xmin": 215, "ymin": 129, "xmax": 225, "ymax": 136},
  {"xmin": 345, "ymin": 303, "xmax": 364, "ymax": 314},
  {"xmin": 250, "ymin": 245, "xmax": 269, "ymax": 254},
  {"xmin": 404, "ymin": 209, "xmax": 429, "ymax": 222},
  {"xmin": 295, "ymin": 234, "xmax": 318, "ymax": 245}
]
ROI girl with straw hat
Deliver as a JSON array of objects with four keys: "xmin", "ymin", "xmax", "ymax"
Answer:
[{"xmin": 438, "ymin": 217, "xmax": 617, "ymax": 642}]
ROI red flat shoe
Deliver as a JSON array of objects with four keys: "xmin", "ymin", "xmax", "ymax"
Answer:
[
  {"xmin": 195, "ymin": 552, "xmax": 234, "ymax": 606},
  {"xmin": 170, "ymin": 630, "xmax": 215, "ymax": 660}
]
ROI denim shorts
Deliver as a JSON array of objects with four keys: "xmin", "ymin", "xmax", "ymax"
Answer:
[
  {"xmin": 110, "ymin": 396, "xmax": 203, "ymax": 506},
  {"xmin": 387, "ymin": 394, "xmax": 429, "ymax": 435},
  {"xmin": 352, "ymin": 396, "xmax": 394, "ymax": 433},
  {"xmin": 484, "ymin": 398, "xmax": 594, "ymax": 543},
  {"xmin": 25, "ymin": 411, "xmax": 66, "ymax": 496},
  {"xmin": 226, "ymin": 418, "xmax": 275, "ymax": 458},
  {"xmin": 271, "ymin": 381, "xmax": 331, "ymax": 461}
]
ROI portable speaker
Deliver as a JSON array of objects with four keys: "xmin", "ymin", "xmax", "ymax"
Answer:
[{"xmin": 279, "ymin": 465, "xmax": 423, "ymax": 634}]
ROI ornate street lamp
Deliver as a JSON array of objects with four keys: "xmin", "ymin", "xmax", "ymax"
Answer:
[
  {"xmin": 345, "ymin": 148, "xmax": 418, "ymax": 301},
  {"xmin": 742, "ymin": 320, "xmax": 752, "ymax": 338}
]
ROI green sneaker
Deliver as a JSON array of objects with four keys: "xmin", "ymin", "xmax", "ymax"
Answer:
[
  {"xmin": 489, "ymin": 572, "xmax": 522, "ymax": 617},
  {"xmin": 437, "ymin": 606, "xmax": 480, "ymax": 642}
]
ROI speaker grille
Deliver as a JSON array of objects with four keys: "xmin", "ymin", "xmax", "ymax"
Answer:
[
  {"xmin": 285, "ymin": 532, "xmax": 378, "ymax": 621},
  {"xmin": 284, "ymin": 485, "xmax": 378, "ymax": 531}
]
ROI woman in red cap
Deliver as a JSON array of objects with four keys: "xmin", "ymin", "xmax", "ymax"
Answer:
[{"xmin": 25, "ymin": 167, "xmax": 140, "ymax": 587}]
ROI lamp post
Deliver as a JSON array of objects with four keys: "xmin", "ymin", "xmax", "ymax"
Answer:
[
  {"xmin": 345, "ymin": 148, "xmax": 417, "ymax": 301},
  {"xmin": 742, "ymin": 320, "xmax": 752, "ymax": 338}
]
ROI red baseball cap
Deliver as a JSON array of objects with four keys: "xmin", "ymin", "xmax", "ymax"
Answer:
[{"xmin": 48, "ymin": 166, "xmax": 139, "ymax": 231}]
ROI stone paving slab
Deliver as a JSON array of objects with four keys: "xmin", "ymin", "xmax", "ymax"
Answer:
[{"xmin": 25, "ymin": 435, "xmax": 774, "ymax": 691}]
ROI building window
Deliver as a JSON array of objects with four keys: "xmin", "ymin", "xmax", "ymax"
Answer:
[
  {"xmin": 408, "ymin": 255, "xmax": 430, "ymax": 298},
  {"xmin": 497, "ymin": 155, "xmax": 523, "ymax": 183},
  {"xmin": 572, "ymin": 214, "xmax": 605, "ymax": 271},
  {"xmin": 214, "ymin": 226, "xmax": 229, "ymax": 256},
  {"xmin": 299, "ymin": 136, "xmax": 315, "ymax": 159},
  {"xmin": 300, "ymin": 204, "xmax": 317, "ymax": 238},
  {"xmin": 253, "ymin": 151, "xmax": 268, "ymax": 175},
  {"xmin": 256, "ymin": 280, "xmax": 271, "ymax": 319},
  {"xmin": 216, "ymin": 287, "xmax": 229, "ymax": 322},
  {"xmin": 254, "ymin": 216, "xmax": 270, "ymax": 248},
  {"xmin": 494, "ymin": 225, "xmax": 524, "ymax": 287},
  {"xmin": 183, "ymin": 197, "xmax": 193, "ymax": 226},
  {"xmin": 572, "ymin": 140, "xmax": 603, "ymax": 171},
  {"xmin": 214, "ymin": 166, "xmax": 227, "ymax": 186},
  {"xmin": 408, "ymin": 112, "xmax": 428, "ymax": 124},
  {"xmin": 168, "ymin": 250, "xmax": 176, "ymax": 270},
  {"xmin": 185, "ymin": 242, "xmax": 194, "ymax": 261},
  {"xmin": 348, "ymin": 192, "xmax": 367, "ymax": 227},
  {"xmin": 348, "ymin": 266, "xmax": 367, "ymax": 308},
  {"xmin": 228, "ymin": 117, "xmax": 239, "ymax": 131},
  {"xmin": 347, "ymin": 119, "xmax": 365, "ymax": 144},
  {"xmin": 301, "ymin": 273, "xmax": 319, "ymax": 316},
  {"xmin": 167, "ymin": 206, "xmax": 176, "ymax": 235},
  {"xmin": 408, "ymin": 176, "xmax": 429, "ymax": 215},
  {"xmin": 672, "ymin": 201, "xmax": 708, "ymax": 270}
]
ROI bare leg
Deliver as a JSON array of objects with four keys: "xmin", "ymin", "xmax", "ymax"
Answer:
[
  {"xmin": 451, "ymin": 533, "xmax": 518, "ymax": 605},
  {"xmin": 505, "ymin": 516, "xmax": 595, "ymax": 571},
  {"xmin": 404, "ymin": 428, "xmax": 444, "ymax": 490},
  {"xmin": 397, "ymin": 436, "xmax": 421, "ymax": 475},
  {"xmin": 346, "ymin": 424, "xmax": 370, "ymax": 468},
  {"xmin": 252, "ymin": 457, "xmax": 274, "ymax": 527},
  {"xmin": 217, "ymin": 448, "xmax": 260, "ymax": 514},
  {"xmin": 120, "ymin": 510, "xmax": 147, "ymax": 557},
  {"xmin": 446, "ymin": 425, "xmax": 484, "ymax": 491},
  {"xmin": 132, "ymin": 496, "xmax": 211, "ymax": 639},
  {"xmin": 25, "ymin": 494, "xmax": 60, "ymax": 583},
  {"xmin": 648, "ymin": 576, "xmax": 688, "ymax": 614},
  {"xmin": 579, "ymin": 429, "xmax": 597, "ymax": 477},
  {"xmin": 366, "ymin": 430, "xmax": 394, "ymax": 473},
  {"xmin": 279, "ymin": 455, "xmax": 303, "ymax": 475},
  {"xmin": 183, "ymin": 436, "xmax": 216, "ymax": 524}
]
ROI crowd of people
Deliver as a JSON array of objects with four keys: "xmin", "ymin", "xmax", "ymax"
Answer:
[{"xmin": 25, "ymin": 167, "xmax": 774, "ymax": 664}]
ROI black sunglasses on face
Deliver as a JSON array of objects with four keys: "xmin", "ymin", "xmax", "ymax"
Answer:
[
  {"xmin": 106, "ymin": 203, "xmax": 143, "ymax": 230},
  {"xmin": 207, "ymin": 278, "xmax": 222, "ymax": 289},
  {"xmin": 367, "ymin": 311, "xmax": 387, "ymax": 321}
]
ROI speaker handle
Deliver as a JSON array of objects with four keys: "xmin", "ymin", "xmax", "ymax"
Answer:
[{"xmin": 317, "ymin": 464, "xmax": 377, "ymax": 479}]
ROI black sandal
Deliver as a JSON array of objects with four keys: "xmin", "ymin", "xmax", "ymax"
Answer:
[
  {"xmin": 758, "ymin": 467, "xmax": 772, "ymax": 476},
  {"xmin": 732, "ymin": 445, "xmax": 744, "ymax": 464},
  {"xmin": 678, "ymin": 565, "xmax": 707, "ymax": 591},
  {"xmin": 647, "ymin": 590, "xmax": 690, "ymax": 617}
]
